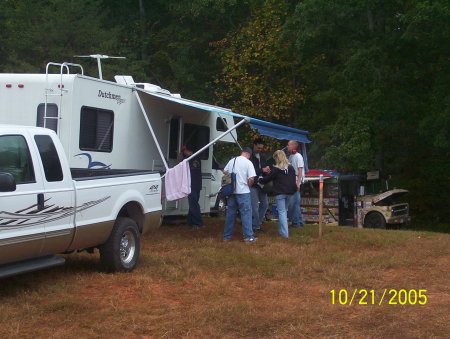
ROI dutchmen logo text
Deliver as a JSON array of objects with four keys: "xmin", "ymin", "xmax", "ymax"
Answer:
[{"xmin": 98, "ymin": 90, "xmax": 126, "ymax": 105}]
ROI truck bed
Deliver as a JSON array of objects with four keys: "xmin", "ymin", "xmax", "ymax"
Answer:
[{"xmin": 70, "ymin": 168, "xmax": 159, "ymax": 181}]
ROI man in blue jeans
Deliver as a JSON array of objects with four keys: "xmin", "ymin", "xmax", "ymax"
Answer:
[
  {"xmin": 178, "ymin": 144, "xmax": 203, "ymax": 227},
  {"xmin": 286, "ymin": 140, "xmax": 305, "ymax": 227},
  {"xmin": 249, "ymin": 138, "xmax": 270, "ymax": 232},
  {"xmin": 223, "ymin": 148, "xmax": 257, "ymax": 242}
]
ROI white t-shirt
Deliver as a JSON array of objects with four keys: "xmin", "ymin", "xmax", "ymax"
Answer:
[
  {"xmin": 224, "ymin": 156, "xmax": 256, "ymax": 194},
  {"xmin": 289, "ymin": 152, "xmax": 305, "ymax": 183}
]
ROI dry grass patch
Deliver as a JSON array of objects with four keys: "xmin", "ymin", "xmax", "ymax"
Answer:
[{"xmin": 0, "ymin": 219, "xmax": 449, "ymax": 338}]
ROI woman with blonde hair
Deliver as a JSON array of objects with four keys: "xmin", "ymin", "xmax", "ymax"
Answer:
[{"xmin": 259, "ymin": 150, "xmax": 297, "ymax": 238}]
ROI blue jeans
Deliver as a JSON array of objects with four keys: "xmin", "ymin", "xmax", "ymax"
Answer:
[
  {"xmin": 288, "ymin": 190, "xmax": 304, "ymax": 227},
  {"xmin": 223, "ymin": 193, "xmax": 254, "ymax": 240},
  {"xmin": 275, "ymin": 194, "xmax": 290, "ymax": 238},
  {"xmin": 187, "ymin": 189, "xmax": 203, "ymax": 226},
  {"xmin": 250, "ymin": 187, "xmax": 268, "ymax": 230}
]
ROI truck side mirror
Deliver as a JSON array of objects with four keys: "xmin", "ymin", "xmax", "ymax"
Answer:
[{"xmin": 0, "ymin": 172, "xmax": 16, "ymax": 192}]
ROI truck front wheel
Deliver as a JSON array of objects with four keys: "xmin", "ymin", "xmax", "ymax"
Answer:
[
  {"xmin": 363, "ymin": 212, "xmax": 386, "ymax": 229},
  {"xmin": 100, "ymin": 217, "xmax": 141, "ymax": 272}
]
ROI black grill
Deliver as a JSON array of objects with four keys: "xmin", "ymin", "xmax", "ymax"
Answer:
[{"xmin": 392, "ymin": 204, "xmax": 408, "ymax": 216}]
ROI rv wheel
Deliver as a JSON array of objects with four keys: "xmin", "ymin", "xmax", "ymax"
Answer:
[
  {"xmin": 363, "ymin": 212, "xmax": 386, "ymax": 229},
  {"xmin": 100, "ymin": 217, "xmax": 141, "ymax": 272}
]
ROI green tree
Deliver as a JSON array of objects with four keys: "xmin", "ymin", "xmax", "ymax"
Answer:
[
  {"xmin": 214, "ymin": 0, "xmax": 305, "ymax": 148},
  {"xmin": 284, "ymin": 0, "xmax": 450, "ymax": 225},
  {"xmin": 0, "ymin": 0, "xmax": 118, "ymax": 75},
  {"xmin": 105, "ymin": 0, "xmax": 255, "ymax": 101}
]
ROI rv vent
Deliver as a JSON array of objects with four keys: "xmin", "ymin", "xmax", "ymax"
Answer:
[
  {"xmin": 133, "ymin": 83, "xmax": 172, "ymax": 95},
  {"xmin": 114, "ymin": 75, "xmax": 135, "ymax": 85},
  {"xmin": 114, "ymin": 75, "xmax": 181, "ymax": 97}
]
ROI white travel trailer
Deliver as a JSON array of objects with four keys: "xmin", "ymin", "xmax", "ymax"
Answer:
[{"xmin": 0, "ymin": 60, "xmax": 311, "ymax": 216}]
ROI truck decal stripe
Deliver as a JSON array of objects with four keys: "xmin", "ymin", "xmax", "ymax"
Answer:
[{"xmin": 0, "ymin": 196, "xmax": 110, "ymax": 229}]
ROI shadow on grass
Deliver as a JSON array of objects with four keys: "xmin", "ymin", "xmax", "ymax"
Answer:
[{"xmin": 0, "ymin": 255, "xmax": 102, "ymax": 296}]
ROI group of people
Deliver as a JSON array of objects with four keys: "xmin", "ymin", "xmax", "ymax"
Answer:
[
  {"xmin": 223, "ymin": 138, "xmax": 305, "ymax": 242},
  {"xmin": 178, "ymin": 138, "xmax": 305, "ymax": 242}
]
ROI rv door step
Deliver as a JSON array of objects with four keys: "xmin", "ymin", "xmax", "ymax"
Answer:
[{"xmin": 0, "ymin": 255, "xmax": 66, "ymax": 278}]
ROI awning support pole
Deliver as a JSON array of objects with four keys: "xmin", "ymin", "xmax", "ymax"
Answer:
[
  {"xmin": 185, "ymin": 117, "xmax": 249, "ymax": 162},
  {"xmin": 134, "ymin": 90, "xmax": 169, "ymax": 171}
]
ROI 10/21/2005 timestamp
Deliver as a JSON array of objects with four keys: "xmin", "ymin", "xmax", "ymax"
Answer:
[{"xmin": 330, "ymin": 289, "xmax": 428, "ymax": 305}]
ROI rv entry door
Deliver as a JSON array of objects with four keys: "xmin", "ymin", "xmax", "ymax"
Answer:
[{"xmin": 168, "ymin": 117, "xmax": 182, "ymax": 164}]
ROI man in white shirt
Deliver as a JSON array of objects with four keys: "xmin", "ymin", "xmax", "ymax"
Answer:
[
  {"xmin": 222, "ymin": 147, "xmax": 257, "ymax": 242},
  {"xmin": 287, "ymin": 140, "xmax": 305, "ymax": 227}
]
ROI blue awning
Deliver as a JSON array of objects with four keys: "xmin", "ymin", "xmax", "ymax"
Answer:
[
  {"xmin": 140, "ymin": 90, "xmax": 311, "ymax": 143},
  {"xmin": 247, "ymin": 118, "xmax": 310, "ymax": 143},
  {"xmin": 214, "ymin": 110, "xmax": 311, "ymax": 143}
]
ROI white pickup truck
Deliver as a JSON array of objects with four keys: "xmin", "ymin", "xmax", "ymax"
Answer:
[{"xmin": 0, "ymin": 125, "xmax": 162, "ymax": 277}]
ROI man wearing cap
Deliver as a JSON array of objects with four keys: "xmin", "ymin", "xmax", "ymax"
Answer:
[
  {"xmin": 222, "ymin": 148, "xmax": 257, "ymax": 242},
  {"xmin": 286, "ymin": 140, "xmax": 305, "ymax": 227}
]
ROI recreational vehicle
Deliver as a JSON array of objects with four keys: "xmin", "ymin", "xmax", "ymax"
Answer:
[{"xmin": 0, "ymin": 59, "xmax": 311, "ymax": 217}]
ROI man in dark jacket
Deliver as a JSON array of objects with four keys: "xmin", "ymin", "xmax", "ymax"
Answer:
[
  {"xmin": 249, "ymin": 138, "xmax": 270, "ymax": 232},
  {"xmin": 179, "ymin": 144, "xmax": 203, "ymax": 227}
]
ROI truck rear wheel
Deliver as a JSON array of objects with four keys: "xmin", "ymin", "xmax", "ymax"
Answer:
[
  {"xmin": 100, "ymin": 217, "xmax": 141, "ymax": 272},
  {"xmin": 363, "ymin": 212, "xmax": 386, "ymax": 229}
]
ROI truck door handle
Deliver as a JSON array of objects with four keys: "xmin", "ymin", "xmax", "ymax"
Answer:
[{"xmin": 37, "ymin": 193, "xmax": 45, "ymax": 211}]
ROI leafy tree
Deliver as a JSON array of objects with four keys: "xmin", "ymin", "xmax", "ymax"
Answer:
[
  {"xmin": 284, "ymin": 0, "xmax": 450, "ymax": 225},
  {"xmin": 214, "ymin": 0, "xmax": 305, "ymax": 149},
  {"xmin": 104, "ymin": 0, "xmax": 255, "ymax": 101},
  {"xmin": 0, "ymin": 0, "xmax": 117, "ymax": 75}
]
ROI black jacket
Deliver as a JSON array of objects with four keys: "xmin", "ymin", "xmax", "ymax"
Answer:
[
  {"xmin": 259, "ymin": 165, "xmax": 297, "ymax": 195},
  {"xmin": 185, "ymin": 155, "xmax": 202, "ymax": 191},
  {"xmin": 249, "ymin": 152, "xmax": 267, "ymax": 177}
]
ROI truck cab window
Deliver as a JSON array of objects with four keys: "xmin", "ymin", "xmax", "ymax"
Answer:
[
  {"xmin": 36, "ymin": 103, "xmax": 58, "ymax": 133},
  {"xmin": 0, "ymin": 135, "xmax": 35, "ymax": 183},
  {"xmin": 183, "ymin": 124, "xmax": 210, "ymax": 160},
  {"xmin": 34, "ymin": 135, "xmax": 63, "ymax": 182},
  {"xmin": 79, "ymin": 106, "xmax": 114, "ymax": 152}
]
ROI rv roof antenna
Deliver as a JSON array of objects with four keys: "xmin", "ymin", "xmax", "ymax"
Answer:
[{"xmin": 74, "ymin": 54, "xmax": 126, "ymax": 80}]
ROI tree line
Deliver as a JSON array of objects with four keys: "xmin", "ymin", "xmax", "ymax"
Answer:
[{"xmin": 0, "ymin": 0, "xmax": 448, "ymax": 230}]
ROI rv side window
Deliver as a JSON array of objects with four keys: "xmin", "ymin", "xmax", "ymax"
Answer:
[
  {"xmin": 183, "ymin": 124, "xmax": 210, "ymax": 160},
  {"xmin": 79, "ymin": 106, "xmax": 114, "ymax": 152},
  {"xmin": 0, "ymin": 135, "xmax": 35, "ymax": 184},
  {"xmin": 216, "ymin": 117, "xmax": 228, "ymax": 132},
  {"xmin": 34, "ymin": 135, "xmax": 63, "ymax": 182},
  {"xmin": 37, "ymin": 104, "xmax": 58, "ymax": 133}
]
